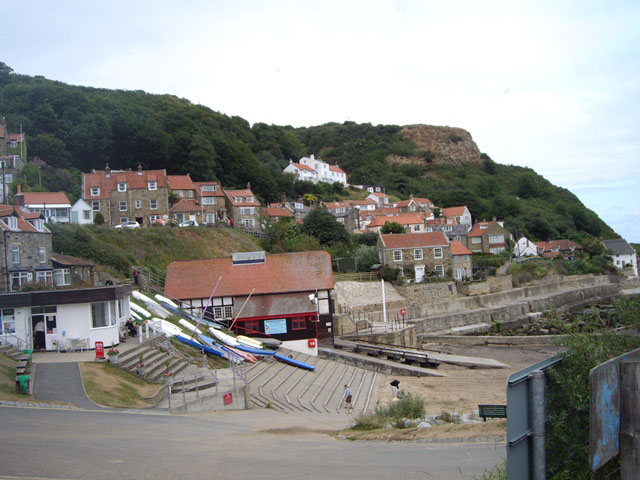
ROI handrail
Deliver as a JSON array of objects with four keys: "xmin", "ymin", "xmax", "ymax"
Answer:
[{"xmin": 0, "ymin": 334, "xmax": 30, "ymax": 350}]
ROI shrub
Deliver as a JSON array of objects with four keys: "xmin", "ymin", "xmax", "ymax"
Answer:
[{"xmin": 380, "ymin": 265, "xmax": 399, "ymax": 282}]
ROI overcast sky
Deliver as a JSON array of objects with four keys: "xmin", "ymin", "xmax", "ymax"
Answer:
[{"xmin": 2, "ymin": 1, "xmax": 639, "ymax": 242}]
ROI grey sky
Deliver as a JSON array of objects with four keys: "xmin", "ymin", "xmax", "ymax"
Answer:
[{"xmin": 2, "ymin": 0, "xmax": 639, "ymax": 241}]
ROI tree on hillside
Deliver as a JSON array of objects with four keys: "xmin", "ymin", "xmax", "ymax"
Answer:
[
  {"xmin": 354, "ymin": 245, "xmax": 380, "ymax": 272},
  {"xmin": 301, "ymin": 207, "xmax": 349, "ymax": 245},
  {"xmin": 381, "ymin": 222, "xmax": 405, "ymax": 234}
]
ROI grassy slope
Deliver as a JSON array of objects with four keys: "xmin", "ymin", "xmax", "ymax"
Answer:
[{"xmin": 51, "ymin": 224, "xmax": 261, "ymax": 277}]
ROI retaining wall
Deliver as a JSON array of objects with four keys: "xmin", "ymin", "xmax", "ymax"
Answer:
[{"xmin": 345, "ymin": 325, "xmax": 417, "ymax": 349}]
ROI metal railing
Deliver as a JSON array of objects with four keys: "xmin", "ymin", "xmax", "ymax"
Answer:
[{"xmin": 0, "ymin": 334, "xmax": 31, "ymax": 350}]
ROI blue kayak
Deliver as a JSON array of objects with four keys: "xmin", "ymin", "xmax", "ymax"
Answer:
[{"xmin": 274, "ymin": 353, "xmax": 315, "ymax": 371}]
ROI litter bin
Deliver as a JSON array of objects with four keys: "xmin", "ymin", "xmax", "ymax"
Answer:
[
  {"xmin": 23, "ymin": 349, "xmax": 33, "ymax": 362},
  {"xmin": 16, "ymin": 375, "xmax": 30, "ymax": 394}
]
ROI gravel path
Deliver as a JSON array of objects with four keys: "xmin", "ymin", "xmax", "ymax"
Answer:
[{"xmin": 334, "ymin": 281, "xmax": 405, "ymax": 308}]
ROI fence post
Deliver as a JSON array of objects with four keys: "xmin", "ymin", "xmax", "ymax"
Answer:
[
  {"xmin": 531, "ymin": 370, "xmax": 546, "ymax": 480},
  {"xmin": 621, "ymin": 360, "xmax": 640, "ymax": 479}
]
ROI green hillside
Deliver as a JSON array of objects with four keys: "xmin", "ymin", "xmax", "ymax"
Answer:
[
  {"xmin": 0, "ymin": 62, "xmax": 616, "ymax": 241},
  {"xmin": 50, "ymin": 224, "xmax": 260, "ymax": 278}
]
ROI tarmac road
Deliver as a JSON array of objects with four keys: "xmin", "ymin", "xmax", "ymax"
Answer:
[{"xmin": 0, "ymin": 405, "xmax": 505, "ymax": 480}]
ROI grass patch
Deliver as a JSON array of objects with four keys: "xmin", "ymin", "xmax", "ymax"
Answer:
[
  {"xmin": 80, "ymin": 362, "xmax": 160, "ymax": 408},
  {"xmin": 473, "ymin": 460, "xmax": 506, "ymax": 480},
  {"xmin": 0, "ymin": 354, "xmax": 32, "ymax": 402},
  {"xmin": 352, "ymin": 393, "xmax": 426, "ymax": 430}
]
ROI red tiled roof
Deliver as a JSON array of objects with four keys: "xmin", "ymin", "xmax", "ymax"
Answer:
[
  {"xmin": 369, "ymin": 192, "xmax": 390, "ymax": 199},
  {"xmin": 22, "ymin": 191, "xmax": 70, "ymax": 206},
  {"xmin": 323, "ymin": 201, "xmax": 350, "ymax": 209},
  {"xmin": 224, "ymin": 189, "xmax": 260, "ymax": 206},
  {"xmin": 413, "ymin": 197, "xmax": 432, "ymax": 205},
  {"xmin": 164, "ymin": 251, "xmax": 334, "ymax": 300},
  {"xmin": 468, "ymin": 222, "xmax": 492, "ymax": 237},
  {"xmin": 170, "ymin": 199, "xmax": 200, "ymax": 213},
  {"xmin": 167, "ymin": 175, "xmax": 195, "ymax": 191},
  {"xmin": 329, "ymin": 165, "xmax": 345, "ymax": 174},
  {"xmin": 264, "ymin": 207, "xmax": 293, "ymax": 218},
  {"xmin": 380, "ymin": 232, "xmax": 449, "ymax": 249},
  {"xmin": 425, "ymin": 218, "xmax": 446, "ymax": 226},
  {"xmin": 353, "ymin": 199, "xmax": 376, "ymax": 206},
  {"xmin": 83, "ymin": 169, "xmax": 167, "ymax": 199},
  {"xmin": 442, "ymin": 206, "xmax": 467, "ymax": 217},
  {"xmin": 291, "ymin": 162, "xmax": 315, "ymax": 172},
  {"xmin": 450, "ymin": 241, "xmax": 472, "ymax": 255},
  {"xmin": 51, "ymin": 254, "xmax": 94, "ymax": 266},
  {"xmin": 535, "ymin": 239, "xmax": 581, "ymax": 252},
  {"xmin": 367, "ymin": 213, "xmax": 423, "ymax": 228},
  {"xmin": 8, "ymin": 133, "xmax": 24, "ymax": 142},
  {"xmin": 0, "ymin": 205, "xmax": 41, "ymax": 233},
  {"xmin": 0, "ymin": 126, "xmax": 4, "ymax": 137},
  {"xmin": 194, "ymin": 181, "xmax": 225, "ymax": 197}
]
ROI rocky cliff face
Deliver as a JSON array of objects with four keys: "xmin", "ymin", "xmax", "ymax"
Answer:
[{"xmin": 390, "ymin": 124, "xmax": 482, "ymax": 166}]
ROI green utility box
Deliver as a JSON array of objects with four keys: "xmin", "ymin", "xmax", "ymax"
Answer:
[
  {"xmin": 23, "ymin": 349, "xmax": 33, "ymax": 362},
  {"xmin": 16, "ymin": 375, "xmax": 30, "ymax": 394}
]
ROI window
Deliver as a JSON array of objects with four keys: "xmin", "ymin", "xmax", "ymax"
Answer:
[
  {"xmin": 117, "ymin": 182, "xmax": 127, "ymax": 192},
  {"xmin": 135, "ymin": 200, "xmax": 141, "ymax": 209},
  {"xmin": 34, "ymin": 219, "xmax": 44, "ymax": 231},
  {"xmin": 149, "ymin": 215, "xmax": 158, "ymax": 223},
  {"xmin": 292, "ymin": 316, "xmax": 306, "ymax": 330},
  {"xmin": 434, "ymin": 247, "xmax": 443, "ymax": 259},
  {"xmin": 83, "ymin": 210, "xmax": 91, "ymax": 220},
  {"xmin": 337, "ymin": 217, "xmax": 344, "ymax": 224},
  {"xmin": 109, "ymin": 301, "xmax": 117, "ymax": 326},
  {"xmin": 1, "ymin": 309, "xmax": 16, "ymax": 334},
  {"xmin": 4, "ymin": 173, "xmax": 12, "ymax": 184},
  {"xmin": 120, "ymin": 217, "xmax": 129, "ymax": 224},
  {"xmin": 53, "ymin": 269, "xmax": 71, "ymax": 286},
  {"xmin": 241, "ymin": 218, "xmax": 255, "ymax": 228},
  {"xmin": 202, "ymin": 197, "xmax": 216, "ymax": 205},
  {"xmin": 39, "ymin": 247, "xmax": 46, "ymax": 263},
  {"xmin": 148, "ymin": 181, "xmax": 157, "ymax": 191},
  {"xmin": 455, "ymin": 269, "xmax": 465, "ymax": 280},
  {"xmin": 36, "ymin": 270, "xmax": 52, "ymax": 284},
  {"xmin": 393, "ymin": 250, "xmax": 402, "ymax": 262},
  {"xmin": 119, "ymin": 201, "xmax": 127, "ymax": 211},
  {"xmin": 149, "ymin": 199, "xmax": 158, "ymax": 210},
  {"xmin": 489, "ymin": 235, "xmax": 505, "ymax": 244},
  {"xmin": 490, "ymin": 246, "xmax": 506, "ymax": 254},
  {"xmin": 414, "ymin": 249, "xmax": 423, "ymax": 260},
  {"xmin": 205, "ymin": 213, "xmax": 215, "ymax": 224},
  {"xmin": 11, "ymin": 246, "xmax": 20, "ymax": 264},
  {"xmin": 7, "ymin": 216, "xmax": 17, "ymax": 230},
  {"xmin": 188, "ymin": 190, "xmax": 194, "ymax": 198},
  {"xmin": 413, "ymin": 224, "xmax": 420, "ymax": 232},
  {"xmin": 175, "ymin": 191, "xmax": 184, "ymax": 198},
  {"xmin": 10, "ymin": 140, "xmax": 17, "ymax": 148},
  {"xmin": 201, "ymin": 185, "xmax": 217, "ymax": 192},
  {"xmin": 471, "ymin": 237, "xmax": 482, "ymax": 244},
  {"xmin": 10, "ymin": 272, "xmax": 31, "ymax": 292},
  {"xmin": 92, "ymin": 201, "xmax": 100, "ymax": 211},
  {"xmin": 91, "ymin": 187, "xmax": 100, "ymax": 196},
  {"xmin": 434, "ymin": 265, "xmax": 444, "ymax": 276},
  {"xmin": 91, "ymin": 302, "xmax": 109, "ymax": 328},
  {"xmin": 234, "ymin": 196, "xmax": 243, "ymax": 203}
]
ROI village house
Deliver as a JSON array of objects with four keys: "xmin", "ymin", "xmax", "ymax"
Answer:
[
  {"xmin": 262, "ymin": 204, "xmax": 294, "ymax": 226},
  {"xmin": 0, "ymin": 119, "xmax": 26, "ymax": 203},
  {"xmin": 70, "ymin": 198, "xmax": 93, "ymax": 225},
  {"xmin": 169, "ymin": 198, "xmax": 202, "ymax": 225},
  {"xmin": 514, "ymin": 237, "xmax": 538, "ymax": 258},
  {"xmin": 14, "ymin": 186, "xmax": 72, "ymax": 224},
  {"xmin": 377, "ymin": 231, "xmax": 451, "ymax": 282},
  {"xmin": 602, "ymin": 239, "xmax": 638, "ymax": 276},
  {"xmin": 396, "ymin": 196, "xmax": 435, "ymax": 214},
  {"xmin": 367, "ymin": 191, "xmax": 391, "ymax": 208},
  {"xmin": 224, "ymin": 184, "xmax": 261, "ymax": 229},
  {"xmin": 441, "ymin": 206, "xmax": 473, "ymax": 231},
  {"xmin": 535, "ymin": 239, "xmax": 582, "ymax": 260},
  {"xmin": 167, "ymin": 174, "xmax": 197, "ymax": 200},
  {"xmin": 164, "ymin": 251, "xmax": 335, "ymax": 354},
  {"xmin": 284, "ymin": 154, "xmax": 348, "ymax": 186},
  {"xmin": 82, "ymin": 164, "xmax": 169, "ymax": 227},
  {"xmin": 0, "ymin": 204, "xmax": 130, "ymax": 351},
  {"xmin": 450, "ymin": 240, "xmax": 473, "ymax": 280},
  {"xmin": 194, "ymin": 181, "xmax": 227, "ymax": 225},
  {"xmin": 366, "ymin": 213, "xmax": 425, "ymax": 234},
  {"xmin": 468, "ymin": 220, "xmax": 512, "ymax": 254},
  {"xmin": 322, "ymin": 201, "xmax": 360, "ymax": 232}
]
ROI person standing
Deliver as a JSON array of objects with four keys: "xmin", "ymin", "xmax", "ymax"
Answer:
[
  {"xmin": 133, "ymin": 269, "xmax": 140, "ymax": 285},
  {"xmin": 344, "ymin": 384, "xmax": 353, "ymax": 413},
  {"xmin": 34, "ymin": 320, "xmax": 45, "ymax": 350}
]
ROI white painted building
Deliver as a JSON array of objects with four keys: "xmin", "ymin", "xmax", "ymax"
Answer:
[
  {"xmin": 514, "ymin": 237, "xmax": 538, "ymax": 257},
  {"xmin": 284, "ymin": 154, "xmax": 347, "ymax": 186},
  {"xmin": 603, "ymin": 239, "xmax": 638, "ymax": 276},
  {"xmin": 0, "ymin": 286, "xmax": 131, "ymax": 351},
  {"xmin": 70, "ymin": 198, "xmax": 94, "ymax": 225}
]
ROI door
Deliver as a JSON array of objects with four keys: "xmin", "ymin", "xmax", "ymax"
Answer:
[{"xmin": 414, "ymin": 265, "xmax": 425, "ymax": 283}]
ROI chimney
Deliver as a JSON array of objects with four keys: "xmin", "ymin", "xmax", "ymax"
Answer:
[
  {"xmin": 105, "ymin": 163, "xmax": 111, "ymax": 178},
  {"xmin": 137, "ymin": 163, "xmax": 143, "ymax": 175},
  {"xmin": 246, "ymin": 182, "xmax": 251, "ymax": 191},
  {"xmin": 492, "ymin": 216, "xmax": 497, "ymax": 222},
  {"xmin": 281, "ymin": 192, "xmax": 287, "ymax": 205},
  {"xmin": 14, "ymin": 183, "xmax": 24, "ymax": 206}
]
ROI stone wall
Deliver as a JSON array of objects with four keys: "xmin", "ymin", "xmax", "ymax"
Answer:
[
  {"xmin": 458, "ymin": 281, "xmax": 490, "ymax": 296},
  {"xmin": 347, "ymin": 325, "xmax": 417, "ymax": 349},
  {"xmin": 488, "ymin": 275, "xmax": 513, "ymax": 293}
]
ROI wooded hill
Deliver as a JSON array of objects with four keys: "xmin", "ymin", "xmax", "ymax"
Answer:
[{"xmin": 0, "ymin": 62, "xmax": 615, "ymax": 241}]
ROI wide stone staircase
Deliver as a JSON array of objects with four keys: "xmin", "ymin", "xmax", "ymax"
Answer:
[{"xmin": 246, "ymin": 349, "xmax": 378, "ymax": 416}]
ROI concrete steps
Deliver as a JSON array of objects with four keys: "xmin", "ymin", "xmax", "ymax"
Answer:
[{"xmin": 246, "ymin": 350, "xmax": 378, "ymax": 415}]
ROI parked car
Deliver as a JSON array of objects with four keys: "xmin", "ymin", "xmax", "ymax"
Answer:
[
  {"xmin": 115, "ymin": 221, "xmax": 140, "ymax": 229},
  {"xmin": 178, "ymin": 220, "xmax": 198, "ymax": 228}
]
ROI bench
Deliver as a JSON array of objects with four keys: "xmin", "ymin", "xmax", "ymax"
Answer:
[{"xmin": 478, "ymin": 404, "xmax": 507, "ymax": 422}]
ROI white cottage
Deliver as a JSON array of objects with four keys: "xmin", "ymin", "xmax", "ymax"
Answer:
[
  {"xmin": 70, "ymin": 198, "xmax": 94, "ymax": 225},
  {"xmin": 514, "ymin": 237, "xmax": 538, "ymax": 257}
]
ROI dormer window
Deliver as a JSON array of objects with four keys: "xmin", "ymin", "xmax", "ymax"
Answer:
[
  {"xmin": 246, "ymin": 196, "xmax": 254, "ymax": 202},
  {"xmin": 235, "ymin": 196, "xmax": 243, "ymax": 203},
  {"xmin": 35, "ymin": 219, "xmax": 44, "ymax": 231},
  {"xmin": 480, "ymin": 225, "xmax": 488, "ymax": 230},
  {"xmin": 91, "ymin": 187, "xmax": 100, "ymax": 196},
  {"xmin": 201, "ymin": 185, "xmax": 217, "ymax": 192},
  {"xmin": 8, "ymin": 216, "xmax": 18, "ymax": 230},
  {"xmin": 117, "ymin": 182, "xmax": 127, "ymax": 192},
  {"xmin": 148, "ymin": 181, "xmax": 157, "ymax": 191}
]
